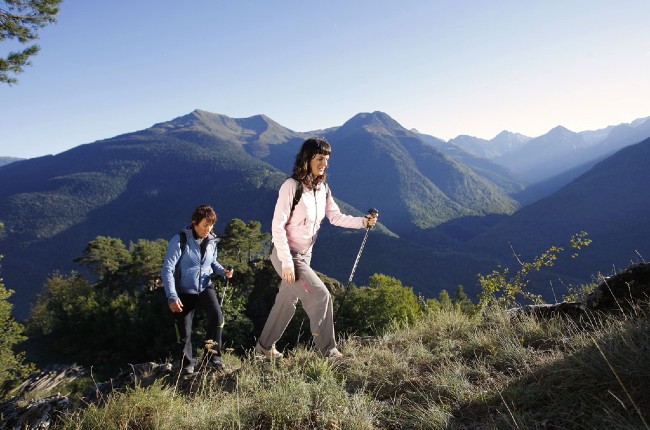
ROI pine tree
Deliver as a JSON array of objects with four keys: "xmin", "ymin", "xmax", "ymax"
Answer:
[
  {"xmin": 1, "ymin": 0, "xmax": 63, "ymax": 84},
  {"xmin": 220, "ymin": 219, "xmax": 270, "ymax": 262},
  {"xmin": 73, "ymin": 236, "xmax": 131, "ymax": 285},
  {"xmin": 0, "ymin": 222, "xmax": 34, "ymax": 395},
  {"xmin": 438, "ymin": 289, "xmax": 452, "ymax": 310},
  {"xmin": 453, "ymin": 285, "xmax": 476, "ymax": 315}
]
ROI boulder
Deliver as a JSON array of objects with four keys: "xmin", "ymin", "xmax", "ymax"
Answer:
[
  {"xmin": 0, "ymin": 394, "xmax": 71, "ymax": 429},
  {"xmin": 586, "ymin": 263, "xmax": 650, "ymax": 311},
  {"xmin": 13, "ymin": 364, "xmax": 85, "ymax": 398},
  {"xmin": 508, "ymin": 301, "xmax": 587, "ymax": 320}
]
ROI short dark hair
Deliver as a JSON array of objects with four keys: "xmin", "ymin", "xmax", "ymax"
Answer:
[
  {"xmin": 191, "ymin": 204, "xmax": 217, "ymax": 225},
  {"xmin": 291, "ymin": 137, "xmax": 331, "ymax": 189}
]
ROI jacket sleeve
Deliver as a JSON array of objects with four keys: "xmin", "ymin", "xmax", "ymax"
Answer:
[
  {"xmin": 325, "ymin": 186, "xmax": 366, "ymax": 229},
  {"xmin": 271, "ymin": 179, "xmax": 296, "ymax": 270},
  {"xmin": 161, "ymin": 234, "xmax": 182, "ymax": 304},
  {"xmin": 210, "ymin": 239, "xmax": 226, "ymax": 276}
]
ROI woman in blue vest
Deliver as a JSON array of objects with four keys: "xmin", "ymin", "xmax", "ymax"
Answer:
[{"xmin": 161, "ymin": 204, "xmax": 233, "ymax": 374}]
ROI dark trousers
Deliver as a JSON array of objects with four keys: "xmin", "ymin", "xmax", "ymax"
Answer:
[{"xmin": 175, "ymin": 286, "xmax": 223, "ymax": 366}]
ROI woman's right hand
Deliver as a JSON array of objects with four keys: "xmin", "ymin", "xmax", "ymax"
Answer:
[{"xmin": 281, "ymin": 267, "xmax": 295, "ymax": 283}]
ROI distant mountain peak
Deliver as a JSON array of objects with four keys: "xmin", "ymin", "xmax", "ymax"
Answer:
[
  {"xmin": 630, "ymin": 116, "xmax": 650, "ymax": 127},
  {"xmin": 494, "ymin": 130, "xmax": 513, "ymax": 139},
  {"xmin": 237, "ymin": 113, "xmax": 286, "ymax": 134},
  {"xmin": 159, "ymin": 110, "xmax": 279, "ymax": 132},
  {"xmin": 547, "ymin": 125, "xmax": 573, "ymax": 135},
  {"xmin": 0, "ymin": 156, "xmax": 24, "ymax": 167},
  {"xmin": 341, "ymin": 111, "xmax": 408, "ymax": 135},
  {"xmin": 148, "ymin": 110, "xmax": 301, "ymax": 147},
  {"xmin": 454, "ymin": 134, "xmax": 488, "ymax": 141},
  {"xmin": 154, "ymin": 109, "xmax": 234, "ymax": 132},
  {"xmin": 490, "ymin": 131, "xmax": 531, "ymax": 150},
  {"xmin": 493, "ymin": 130, "xmax": 530, "ymax": 141}
]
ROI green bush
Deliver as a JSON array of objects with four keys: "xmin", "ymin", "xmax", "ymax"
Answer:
[{"xmin": 336, "ymin": 274, "xmax": 422, "ymax": 336}]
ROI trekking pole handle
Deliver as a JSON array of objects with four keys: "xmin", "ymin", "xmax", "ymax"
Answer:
[
  {"xmin": 364, "ymin": 208, "xmax": 379, "ymax": 229},
  {"xmin": 221, "ymin": 266, "xmax": 234, "ymax": 307}
]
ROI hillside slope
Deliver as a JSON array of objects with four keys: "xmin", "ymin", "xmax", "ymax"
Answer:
[
  {"xmin": 468, "ymin": 136, "xmax": 650, "ymax": 292},
  {"xmin": 0, "ymin": 120, "xmax": 289, "ymax": 318},
  {"xmin": 323, "ymin": 112, "xmax": 518, "ymax": 239},
  {"xmin": 1, "ymin": 110, "xmax": 513, "ymax": 318}
]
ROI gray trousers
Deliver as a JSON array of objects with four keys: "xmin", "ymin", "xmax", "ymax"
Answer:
[{"xmin": 258, "ymin": 246, "xmax": 336, "ymax": 354}]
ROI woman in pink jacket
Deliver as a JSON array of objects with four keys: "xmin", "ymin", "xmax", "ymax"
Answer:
[{"xmin": 255, "ymin": 137, "xmax": 378, "ymax": 360}]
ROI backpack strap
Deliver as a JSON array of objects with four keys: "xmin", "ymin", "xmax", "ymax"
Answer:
[
  {"xmin": 174, "ymin": 230, "xmax": 188, "ymax": 285},
  {"xmin": 289, "ymin": 180, "xmax": 330, "ymax": 214},
  {"xmin": 178, "ymin": 230, "xmax": 187, "ymax": 253},
  {"xmin": 290, "ymin": 180, "xmax": 303, "ymax": 214}
]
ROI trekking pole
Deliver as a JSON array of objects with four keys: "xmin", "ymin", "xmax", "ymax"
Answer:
[
  {"xmin": 335, "ymin": 208, "xmax": 379, "ymax": 322},
  {"xmin": 220, "ymin": 266, "xmax": 233, "ymax": 307},
  {"xmin": 347, "ymin": 208, "xmax": 379, "ymax": 287}
]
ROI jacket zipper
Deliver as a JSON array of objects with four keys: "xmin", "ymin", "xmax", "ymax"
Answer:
[{"xmin": 310, "ymin": 187, "xmax": 318, "ymax": 248}]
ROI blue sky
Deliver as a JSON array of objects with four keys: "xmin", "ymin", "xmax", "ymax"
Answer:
[{"xmin": 2, "ymin": 0, "xmax": 649, "ymax": 159}]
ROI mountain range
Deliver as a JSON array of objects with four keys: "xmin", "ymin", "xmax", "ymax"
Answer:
[
  {"xmin": 0, "ymin": 157, "xmax": 23, "ymax": 167},
  {"xmin": 469, "ymin": 135, "xmax": 650, "ymax": 290},
  {"xmin": 1, "ymin": 110, "xmax": 649, "ymax": 319},
  {"xmin": 443, "ymin": 117, "xmax": 650, "ymax": 183}
]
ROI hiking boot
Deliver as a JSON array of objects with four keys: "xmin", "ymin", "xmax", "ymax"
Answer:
[
  {"xmin": 182, "ymin": 364, "xmax": 195, "ymax": 375},
  {"xmin": 209, "ymin": 355, "xmax": 225, "ymax": 370},
  {"xmin": 325, "ymin": 348, "xmax": 343, "ymax": 360},
  {"xmin": 255, "ymin": 342, "xmax": 284, "ymax": 359}
]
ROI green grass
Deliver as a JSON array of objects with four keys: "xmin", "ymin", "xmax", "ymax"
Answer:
[{"xmin": 51, "ymin": 305, "xmax": 650, "ymax": 429}]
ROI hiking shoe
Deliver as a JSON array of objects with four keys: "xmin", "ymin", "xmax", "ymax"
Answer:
[
  {"xmin": 325, "ymin": 348, "xmax": 343, "ymax": 360},
  {"xmin": 182, "ymin": 364, "xmax": 195, "ymax": 375},
  {"xmin": 209, "ymin": 355, "xmax": 225, "ymax": 370},
  {"xmin": 255, "ymin": 342, "xmax": 283, "ymax": 359}
]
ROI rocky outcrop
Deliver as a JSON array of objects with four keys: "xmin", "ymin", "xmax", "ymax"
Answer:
[
  {"xmin": 0, "ymin": 361, "xmax": 230, "ymax": 429},
  {"xmin": 508, "ymin": 301, "xmax": 587, "ymax": 320},
  {"xmin": 509, "ymin": 263, "xmax": 650, "ymax": 319},
  {"xmin": 0, "ymin": 365, "xmax": 84, "ymax": 429},
  {"xmin": 13, "ymin": 364, "xmax": 85, "ymax": 398},
  {"xmin": 0, "ymin": 394, "xmax": 72, "ymax": 430},
  {"xmin": 586, "ymin": 262, "xmax": 650, "ymax": 311}
]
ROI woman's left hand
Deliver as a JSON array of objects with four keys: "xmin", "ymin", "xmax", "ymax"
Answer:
[{"xmin": 363, "ymin": 213, "xmax": 378, "ymax": 228}]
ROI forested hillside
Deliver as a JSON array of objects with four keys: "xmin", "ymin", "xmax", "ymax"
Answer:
[
  {"xmin": 2, "ymin": 110, "xmax": 649, "ymax": 318},
  {"xmin": 0, "ymin": 110, "xmax": 518, "ymax": 318}
]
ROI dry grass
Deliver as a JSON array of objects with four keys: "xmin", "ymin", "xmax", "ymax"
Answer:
[{"xmin": 57, "ymin": 306, "xmax": 650, "ymax": 429}]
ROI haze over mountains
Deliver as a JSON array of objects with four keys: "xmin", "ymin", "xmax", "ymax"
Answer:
[
  {"xmin": 439, "ymin": 117, "xmax": 650, "ymax": 183},
  {"xmin": 1, "ymin": 110, "xmax": 649, "ymax": 319},
  {"xmin": 0, "ymin": 157, "xmax": 23, "ymax": 167},
  {"xmin": 469, "ymin": 136, "xmax": 650, "ymax": 281}
]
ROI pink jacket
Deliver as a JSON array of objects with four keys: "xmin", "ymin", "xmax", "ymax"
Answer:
[{"xmin": 272, "ymin": 178, "xmax": 365, "ymax": 270}]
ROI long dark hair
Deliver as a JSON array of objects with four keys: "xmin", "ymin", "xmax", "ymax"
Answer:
[{"xmin": 291, "ymin": 137, "xmax": 331, "ymax": 190}]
